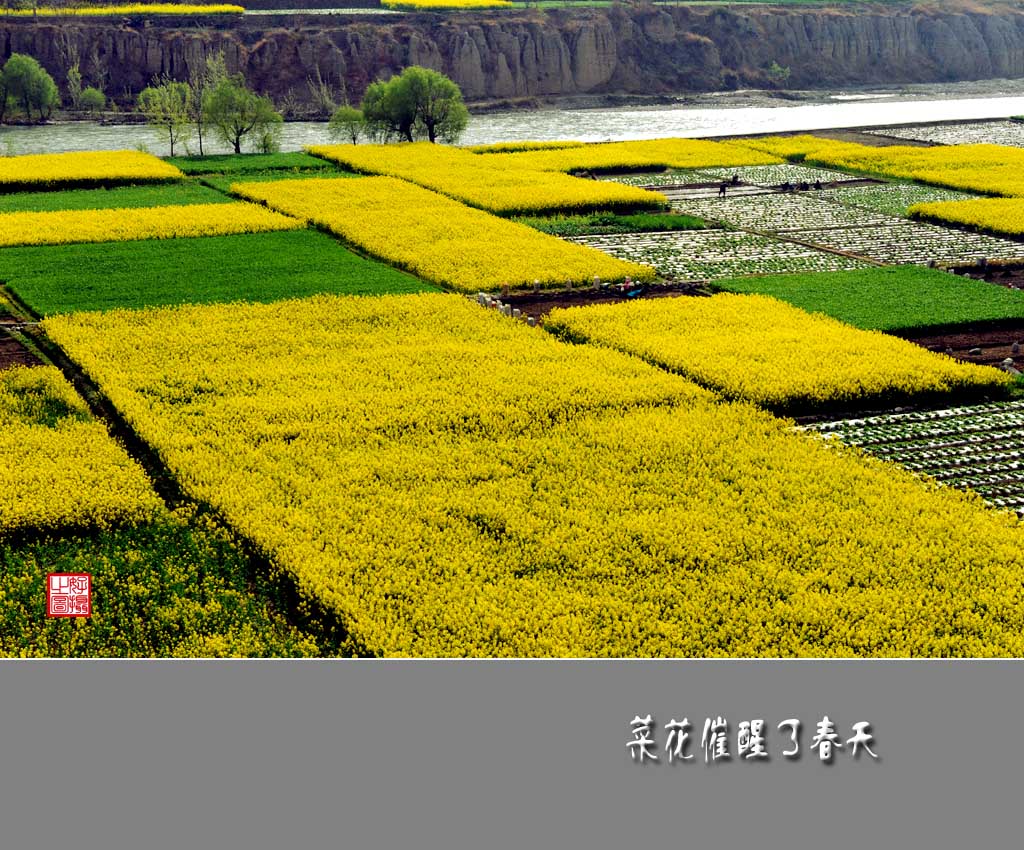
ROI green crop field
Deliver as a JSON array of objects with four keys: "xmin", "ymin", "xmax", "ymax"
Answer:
[
  {"xmin": 0, "ymin": 230, "xmax": 435, "ymax": 316},
  {"xmin": 166, "ymin": 152, "xmax": 335, "ymax": 175},
  {"xmin": 201, "ymin": 169, "xmax": 359, "ymax": 194},
  {"xmin": 712, "ymin": 266, "xmax": 1024, "ymax": 332},
  {"xmin": 514, "ymin": 210, "xmax": 706, "ymax": 237},
  {"xmin": 0, "ymin": 181, "xmax": 231, "ymax": 213}
]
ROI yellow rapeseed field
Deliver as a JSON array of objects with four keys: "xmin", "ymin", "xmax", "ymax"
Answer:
[
  {"xmin": 545, "ymin": 294, "xmax": 1008, "ymax": 412},
  {"xmin": 467, "ymin": 140, "xmax": 586, "ymax": 153},
  {"xmin": 307, "ymin": 142, "xmax": 666, "ymax": 214},
  {"xmin": 737, "ymin": 135, "xmax": 1024, "ymax": 197},
  {"xmin": 0, "ymin": 150, "xmax": 183, "ymax": 190},
  {"xmin": 0, "ymin": 203, "xmax": 301, "ymax": 248},
  {"xmin": 43, "ymin": 293, "xmax": 1024, "ymax": 656},
  {"xmin": 484, "ymin": 138, "xmax": 783, "ymax": 172},
  {"xmin": 0, "ymin": 366, "xmax": 161, "ymax": 535},
  {"xmin": 909, "ymin": 197, "xmax": 1024, "ymax": 236},
  {"xmin": 233, "ymin": 176, "xmax": 652, "ymax": 290}
]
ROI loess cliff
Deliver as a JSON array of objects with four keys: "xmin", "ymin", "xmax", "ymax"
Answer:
[{"xmin": 2, "ymin": 2, "xmax": 1024, "ymax": 108}]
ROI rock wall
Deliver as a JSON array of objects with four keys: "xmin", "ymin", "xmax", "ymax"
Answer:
[{"xmin": 3, "ymin": 3, "xmax": 1024, "ymax": 108}]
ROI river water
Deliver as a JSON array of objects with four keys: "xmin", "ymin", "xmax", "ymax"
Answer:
[{"xmin": 5, "ymin": 78, "xmax": 1024, "ymax": 156}]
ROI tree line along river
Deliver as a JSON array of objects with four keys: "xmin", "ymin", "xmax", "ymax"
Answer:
[{"xmin": 5, "ymin": 82, "xmax": 1024, "ymax": 156}]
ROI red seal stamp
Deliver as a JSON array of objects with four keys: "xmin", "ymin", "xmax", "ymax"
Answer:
[{"xmin": 47, "ymin": 573, "xmax": 92, "ymax": 617}]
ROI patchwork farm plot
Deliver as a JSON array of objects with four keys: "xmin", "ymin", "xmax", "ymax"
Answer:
[
  {"xmin": 42, "ymin": 293, "xmax": 1024, "ymax": 656},
  {"xmin": 820, "ymin": 183, "xmax": 975, "ymax": 217},
  {"xmin": 598, "ymin": 164, "xmax": 847, "ymax": 190},
  {"xmin": 567, "ymin": 229, "xmax": 870, "ymax": 281},
  {"xmin": 713, "ymin": 266, "xmax": 1024, "ymax": 333},
  {"xmin": 866, "ymin": 121, "xmax": 1024, "ymax": 147},
  {"xmin": 545, "ymin": 293, "xmax": 1008, "ymax": 414},
  {"xmin": 693, "ymin": 164, "xmax": 851, "ymax": 186},
  {"xmin": 9, "ymin": 140, "xmax": 1024, "ymax": 658},
  {"xmin": 793, "ymin": 221, "xmax": 1024, "ymax": 265},
  {"xmin": 598, "ymin": 172, "xmax": 715, "ymax": 189},
  {"xmin": 669, "ymin": 193, "xmax": 897, "ymax": 231},
  {"xmin": 806, "ymin": 402, "xmax": 1024, "ymax": 515}
]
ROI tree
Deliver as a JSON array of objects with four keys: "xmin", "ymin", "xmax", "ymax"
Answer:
[
  {"xmin": 766, "ymin": 61, "xmax": 791, "ymax": 88},
  {"xmin": 403, "ymin": 66, "xmax": 469, "ymax": 144},
  {"xmin": 189, "ymin": 51, "xmax": 227, "ymax": 157},
  {"xmin": 306, "ymin": 65, "xmax": 339, "ymax": 119},
  {"xmin": 359, "ymin": 66, "xmax": 468, "ymax": 144},
  {"xmin": 66, "ymin": 62, "xmax": 83, "ymax": 111},
  {"xmin": 361, "ymin": 77, "xmax": 417, "ymax": 143},
  {"xmin": 0, "ymin": 53, "xmax": 59, "ymax": 123},
  {"xmin": 137, "ymin": 79, "xmax": 192, "ymax": 156},
  {"xmin": 328, "ymin": 105, "xmax": 364, "ymax": 145},
  {"xmin": 79, "ymin": 87, "xmax": 106, "ymax": 117},
  {"xmin": 205, "ymin": 74, "xmax": 282, "ymax": 154}
]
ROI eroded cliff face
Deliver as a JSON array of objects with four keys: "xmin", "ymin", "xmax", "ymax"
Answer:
[{"xmin": 3, "ymin": 3, "xmax": 1024, "ymax": 108}]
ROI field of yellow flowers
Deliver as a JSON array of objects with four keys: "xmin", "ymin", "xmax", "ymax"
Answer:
[
  {"xmin": 466, "ymin": 141, "xmax": 586, "ymax": 154},
  {"xmin": 0, "ymin": 203, "xmax": 301, "ymax": 249},
  {"xmin": 42, "ymin": 293, "xmax": 1024, "ymax": 656},
  {"xmin": 909, "ymin": 197, "xmax": 1024, "ymax": 236},
  {"xmin": 308, "ymin": 143, "xmax": 666, "ymax": 215},
  {"xmin": 0, "ymin": 366, "xmax": 161, "ymax": 535},
  {"xmin": 484, "ymin": 138, "xmax": 783, "ymax": 172},
  {"xmin": 545, "ymin": 294, "xmax": 1009, "ymax": 413},
  {"xmin": 233, "ymin": 176, "xmax": 652, "ymax": 291},
  {"xmin": 736, "ymin": 136, "xmax": 1024, "ymax": 233},
  {"xmin": 735, "ymin": 135, "xmax": 1024, "ymax": 196},
  {"xmin": 0, "ymin": 151, "xmax": 183, "ymax": 191}
]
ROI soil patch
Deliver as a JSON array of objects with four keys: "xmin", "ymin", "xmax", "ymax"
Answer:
[
  {"xmin": 497, "ymin": 281, "xmax": 709, "ymax": 321},
  {"xmin": 944, "ymin": 261, "xmax": 1024, "ymax": 290},
  {"xmin": 0, "ymin": 332, "xmax": 42, "ymax": 372},
  {"xmin": 896, "ymin": 321, "xmax": 1024, "ymax": 369}
]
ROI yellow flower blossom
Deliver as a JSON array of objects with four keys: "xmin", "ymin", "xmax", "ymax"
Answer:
[
  {"xmin": 0, "ymin": 150, "xmax": 182, "ymax": 190},
  {"xmin": 307, "ymin": 142, "xmax": 666, "ymax": 215},
  {"xmin": 0, "ymin": 203, "xmax": 301, "ymax": 249},
  {"xmin": 545, "ymin": 294, "xmax": 1009, "ymax": 412},
  {"xmin": 909, "ymin": 197, "xmax": 1024, "ymax": 236},
  {"xmin": 483, "ymin": 137, "xmax": 783, "ymax": 172},
  {"xmin": 0, "ymin": 366, "xmax": 161, "ymax": 535}
]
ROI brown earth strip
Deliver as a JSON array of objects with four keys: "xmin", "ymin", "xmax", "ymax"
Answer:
[{"xmin": 0, "ymin": 331, "xmax": 42, "ymax": 372}]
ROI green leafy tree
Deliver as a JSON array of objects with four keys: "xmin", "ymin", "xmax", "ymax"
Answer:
[
  {"xmin": 189, "ymin": 51, "xmax": 228, "ymax": 157},
  {"xmin": 328, "ymin": 105, "xmax": 364, "ymax": 145},
  {"xmin": 403, "ymin": 66, "xmax": 469, "ymax": 143},
  {"xmin": 66, "ymin": 62, "xmax": 83, "ymax": 111},
  {"xmin": 254, "ymin": 117, "xmax": 283, "ymax": 154},
  {"xmin": 0, "ymin": 53, "xmax": 59, "ymax": 123},
  {"xmin": 205, "ymin": 74, "xmax": 282, "ymax": 154},
  {"xmin": 137, "ymin": 79, "xmax": 193, "ymax": 156},
  {"xmin": 79, "ymin": 87, "xmax": 106, "ymax": 117},
  {"xmin": 361, "ymin": 77, "xmax": 417, "ymax": 143},
  {"xmin": 766, "ymin": 61, "xmax": 791, "ymax": 88},
  {"xmin": 359, "ymin": 66, "xmax": 468, "ymax": 144}
]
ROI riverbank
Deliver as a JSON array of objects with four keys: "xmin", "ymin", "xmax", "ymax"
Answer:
[
  {"xmin": 5, "ymin": 2, "xmax": 1024, "ymax": 110},
  {"xmin": 7, "ymin": 79, "xmax": 1024, "ymax": 155}
]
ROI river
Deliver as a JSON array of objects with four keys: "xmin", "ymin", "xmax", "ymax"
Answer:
[{"xmin": 5, "ymin": 78, "xmax": 1024, "ymax": 156}]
